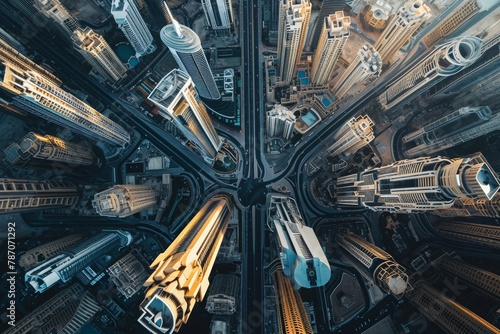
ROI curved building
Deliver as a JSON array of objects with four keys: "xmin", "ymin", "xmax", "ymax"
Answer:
[
  {"xmin": 160, "ymin": 13, "xmax": 220, "ymax": 100},
  {"xmin": 269, "ymin": 195, "xmax": 331, "ymax": 288}
]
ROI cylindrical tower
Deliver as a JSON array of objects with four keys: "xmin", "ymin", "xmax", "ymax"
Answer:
[{"xmin": 92, "ymin": 184, "xmax": 157, "ymax": 218}]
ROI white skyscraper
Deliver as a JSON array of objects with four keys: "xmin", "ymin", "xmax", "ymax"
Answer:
[
  {"xmin": 111, "ymin": 0, "xmax": 156, "ymax": 58},
  {"xmin": 374, "ymin": 0, "xmax": 431, "ymax": 62},
  {"xmin": 310, "ymin": 11, "xmax": 350, "ymax": 86},
  {"xmin": 336, "ymin": 153, "xmax": 500, "ymax": 213},
  {"xmin": 160, "ymin": 5, "xmax": 220, "ymax": 100},
  {"xmin": 331, "ymin": 44, "xmax": 382, "ymax": 100},
  {"xmin": 148, "ymin": 69, "xmax": 222, "ymax": 163},
  {"xmin": 0, "ymin": 39, "xmax": 130, "ymax": 147},
  {"xmin": 72, "ymin": 27, "xmax": 127, "ymax": 83},
  {"xmin": 201, "ymin": 0, "xmax": 234, "ymax": 36},
  {"xmin": 266, "ymin": 104, "xmax": 295, "ymax": 140},
  {"xmin": 326, "ymin": 115, "xmax": 375, "ymax": 157},
  {"xmin": 277, "ymin": 0, "xmax": 311, "ymax": 84},
  {"xmin": 92, "ymin": 184, "xmax": 157, "ymax": 218},
  {"xmin": 378, "ymin": 36, "xmax": 483, "ymax": 110}
]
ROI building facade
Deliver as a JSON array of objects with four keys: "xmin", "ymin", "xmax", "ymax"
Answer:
[
  {"xmin": 310, "ymin": 11, "xmax": 350, "ymax": 86},
  {"xmin": 407, "ymin": 281, "xmax": 499, "ymax": 334},
  {"xmin": 433, "ymin": 193, "xmax": 500, "ymax": 218},
  {"xmin": 111, "ymin": 0, "xmax": 156, "ymax": 57},
  {"xmin": 434, "ymin": 221, "xmax": 500, "ymax": 249},
  {"xmin": 25, "ymin": 230, "xmax": 133, "ymax": 293},
  {"xmin": 335, "ymin": 153, "xmax": 500, "ymax": 213},
  {"xmin": 402, "ymin": 106, "xmax": 500, "ymax": 158},
  {"xmin": 378, "ymin": 36, "xmax": 483, "ymax": 110},
  {"xmin": 331, "ymin": 44, "xmax": 382, "ymax": 99},
  {"xmin": 277, "ymin": 0, "xmax": 311, "ymax": 84},
  {"xmin": 139, "ymin": 194, "xmax": 233, "ymax": 334},
  {"xmin": 35, "ymin": 0, "xmax": 78, "ymax": 37},
  {"xmin": 326, "ymin": 115, "xmax": 375, "ymax": 158},
  {"xmin": 308, "ymin": 0, "xmax": 345, "ymax": 51},
  {"xmin": 269, "ymin": 195, "xmax": 331, "ymax": 288},
  {"xmin": 205, "ymin": 274, "xmax": 240, "ymax": 315},
  {"xmin": 266, "ymin": 104, "xmax": 295, "ymax": 140},
  {"xmin": 364, "ymin": 1, "xmax": 392, "ymax": 30},
  {"xmin": 0, "ymin": 39, "xmax": 131, "ymax": 147},
  {"xmin": 201, "ymin": 0, "xmax": 234, "ymax": 36},
  {"xmin": 148, "ymin": 69, "xmax": 222, "ymax": 163},
  {"xmin": 4, "ymin": 132, "xmax": 94, "ymax": 166},
  {"xmin": 72, "ymin": 27, "xmax": 127, "ymax": 83},
  {"xmin": 0, "ymin": 178, "xmax": 79, "ymax": 214},
  {"xmin": 160, "ymin": 7, "xmax": 220, "ymax": 100},
  {"xmin": 336, "ymin": 232, "xmax": 411, "ymax": 298},
  {"xmin": 373, "ymin": 0, "xmax": 430, "ymax": 63},
  {"xmin": 92, "ymin": 184, "xmax": 157, "ymax": 218},
  {"xmin": 107, "ymin": 252, "xmax": 149, "ymax": 299}
]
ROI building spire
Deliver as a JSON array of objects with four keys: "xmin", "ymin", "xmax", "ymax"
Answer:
[{"xmin": 163, "ymin": 1, "xmax": 183, "ymax": 37}]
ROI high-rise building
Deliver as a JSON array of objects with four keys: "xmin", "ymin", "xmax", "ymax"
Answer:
[
  {"xmin": 19, "ymin": 234, "xmax": 85, "ymax": 270},
  {"xmin": 72, "ymin": 27, "xmax": 127, "ymax": 83},
  {"xmin": 25, "ymin": 230, "xmax": 132, "ymax": 293},
  {"xmin": 434, "ymin": 221, "xmax": 500, "ymax": 249},
  {"xmin": 335, "ymin": 153, "xmax": 500, "ymax": 213},
  {"xmin": 331, "ymin": 44, "xmax": 382, "ymax": 99},
  {"xmin": 35, "ymin": 0, "xmax": 78, "ymax": 37},
  {"xmin": 160, "ymin": 5, "xmax": 220, "ymax": 100},
  {"xmin": 139, "ymin": 194, "xmax": 233, "ymax": 334},
  {"xmin": 271, "ymin": 268, "xmax": 314, "ymax": 334},
  {"xmin": 111, "ymin": 0, "xmax": 156, "ymax": 58},
  {"xmin": 92, "ymin": 184, "xmax": 157, "ymax": 218},
  {"xmin": 0, "ymin": 178, "xmax": 79, "ymax": 214},
  {"xmin": 433, "ymin": 193, "xmax": 500, "ymax": 218},
  {"xmin": 402, "ymin": 106, "xmax": 500, "ymax": 158},
  {"xmin": 407, "ymin": 282, "xmax": 500, "ymax": 334},
  {"xmin": 436, "ymin": 254, "xmax": 500, "ymax": 301},
  {"xmin": 277, "ymin": 0, "xmax": 311, "ymax": 84},
  {"xmin": 266, "ymin": 104, "xmax": 295, "ymax": 140},
  {"xmin": 205, "ymin": 274, "xmax": 240, "ymax": 315},
  {"xmin": 310, "ymin": 12, "xmax": 350, "ymax": 86},
  {"xmin": 108, "ymin": 252, "xmax": 149, "ymax": 299},
  {"xmin": 326, "ymin": 115, "xmax": 375, "ymax": 158},
  {"xmin": 269, "ymin": 195, "xmax": 331, "ymax": 288},
  {"xmin": 3, "ymin": 284, "xmax": 100, "ymax": 334},
  {"xmin": 373, "ymin": 0, "xmax": 430, "ymax": 63},
  {"xmin": 364, "ymin": 1, "xmax": 392, "ymax": 30},
  {"xmin": 336, "ymin": 232, "xmax": 411, "ymax": 298},
  {"xmin": 201, "ymin": 0, "xmax": 234, "ymax": 36},
  {"xmin": 4, "ymin": 132, "xmax": 95, "ymax": 167},
  {"xmin": 0, "ymin": 39, "xmax": 131, "ymax": 147},
  {"xmin": 148, "ymin": 69, "xmax": 222, "ymax": 163},
  {"xmin": 378, "ymin": 36, "xmax": 483, "ymax": 110},
  {"xmin": 308, "ymin": 0, "xmax": 344, "ymax": 51},
  {"xmin": 422, "ymin": 0, "xmax": 482, "ymax": 47}
]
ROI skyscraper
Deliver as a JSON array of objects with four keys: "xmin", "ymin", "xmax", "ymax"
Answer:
[
  {"xmin": 272, "ymin": 268, "xmax": 313, "ymax": 334},
  {"xmin": 35, "ymin": 0, "xmax": 78, "ymax": 37},
  {"xmin": 3, "ymin": 284, "xmax": 100, "ymax": 334},
  {"xmin": 433, "ymin": 193, "xmax": 500, "ymax": 218},
  {"xmin": 422, "ymin": 0, "xmax": 482, "ymax": 47},
  {"xmin": 107, "ymin": 252, "xmax": 149, "ymax": 299},
  {"xmin": 111, "ymin": 0, "xmax": 156, "ymax": 58},
  {"xmin": 335, "ymin": 153, "xmax": 500, "ymax": 213},
  {"xmin": 92, "ymin": 184, "xmax": 157, "ymax": 218},
  {"xmin": 331, "ymin": 44, "xmax": 382, "ymax": 99},
  {"xmin": 373, "ymin": 0, "xmax": 430, "ymax": 63},
  {"xmin": 277, "ymin": 0, "xmax": 311, "ymax": 84},
  {"xmin": 72, "ymin": 27, "xmax": 127, "ymax": 83},
  {"xmin": 378, "ymin": 36, "xmax": 483, "ymax": 110},
  {"xmin": 25, "ymin": 230, "xmax": 133, "ymax": 293},
  {"xmin": 160, "ymin": 4, "xmax": 220, "ymax": 100},
  {"xmin": 326, "ymin": 115, "xmax": 375, "ymax": 158},
  {"xmin": 407, "ymin": 282, "xmax": 500, "ymax": 334},
  {"xmin": 148, "ymin": 69, "xmax": 222, "ymax": 163},
  {"xmin": 201, "ymin": 0, "xmax": 234, "ymax": 36},
  {"xmin": 308, "ymin": 0, "xmax": 344, "ymax": 51},
  {"xmin": 205, "ymin": 274, "xmax": 240, "ymax": 315},
  {"xmin": 0, "ymin": 178, "xmax": 79, "ymax": 214},
  {"xmin": 19, "ymin": 234, "xmax": 85, "ymax": 270},
  {"xmin": 4, "ymin": 132, "xmax": 95, "ymax": 167},
  {"xmin": 364, "ymin": 1, "xmax": 392, "ymax": 30},
  {"xmin": 336, "ymin": 232, "xmax": 411, "ymax": 298},
  {"xmin": 139, "ymin": 194, "xmax": 233, "ymax": 334},
  {"xmin": 310, "ymin": 11, "xmax": 350, "ymax": 86},
  {"xmin": 0, "ymin": 39, "xmax": 131, "ymax": 147},
  {"xmin": 402, "ymin": 106, "xmax": 500, "ymax": 158},
  {"xmin": 269, "ymin": 195, "xmax": 331, "ymax": 288},
  {"xmin": 266, "ymin": 104, "xmax": 295, "ymax": 140},
  {"xmin": 434, "ymin": 221, "xmax": 500, "ymax": 249}
]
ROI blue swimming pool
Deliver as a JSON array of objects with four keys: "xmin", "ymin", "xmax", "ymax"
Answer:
[
  {"xmin": 115, "ymin": 43, "xmax": 138, "ymax": 68},
  {"xmin": 302, "ymin": 111, "xmax": 318, "ymax": 126}
]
